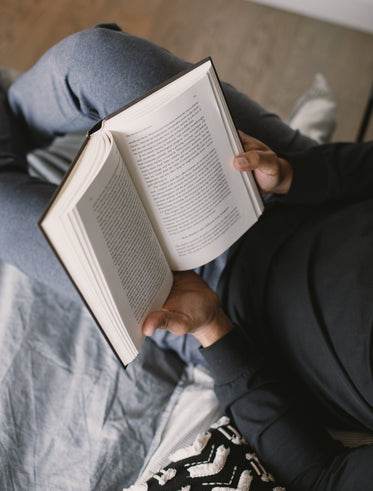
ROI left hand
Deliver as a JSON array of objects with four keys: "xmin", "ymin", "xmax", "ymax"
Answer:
[{"xmin": 142, "ymin": 271, "xmax": 233, "ymax": 347}]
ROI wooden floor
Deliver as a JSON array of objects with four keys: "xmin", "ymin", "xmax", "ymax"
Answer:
[{"xmin": 1, "ymin": 0, "xmax": 372, "ymax": 141}]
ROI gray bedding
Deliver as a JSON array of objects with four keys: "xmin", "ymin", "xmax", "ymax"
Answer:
[{"xmin": 0, "ymin": 259, "xmax": 187, "ymax": 490}]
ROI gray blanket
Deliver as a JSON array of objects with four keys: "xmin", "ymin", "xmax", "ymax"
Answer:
[{"xmin": 0, "ymin": 259, "xmax": 186, "ymax": 490}]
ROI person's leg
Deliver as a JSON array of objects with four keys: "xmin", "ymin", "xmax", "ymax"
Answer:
[
  {"xmin": 0, "ymin": 87, "xmax": 82, "ymax": 302},
  {"xmin": 5, "ymin": 23, "xmax": 316, "ymax": 290},
  {"xmin": 2, "ymin": 24, "xmax": 194, "ymax": 303},
  {"xmin": 1, "ymin": 24, "xmax": 318, "ymax": 361},
  {"xmin": 8, "ymin": 24, "xmax": 189, "ymax": 148},
  {"xmin": 9, "ymin": 24, "xmax": 316, "ymax": 154}
]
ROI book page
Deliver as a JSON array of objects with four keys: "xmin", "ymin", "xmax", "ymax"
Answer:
[
  {"xmin": 68, "ymin": 141, "xmax": 173, "ymax": 364},
  {"xmin": 106, "ymin": 73, "xmax": 260, "ymax": 270}
]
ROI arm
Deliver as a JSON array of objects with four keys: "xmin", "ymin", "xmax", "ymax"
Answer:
[
  {"xmin": 283, "ymin": 141, "xmax": 373, "ymax": 204},
  {"xmin": 143, "ymin": 271, "xmax": 373, "ymax": 490},
  {"xmin": 234, "ymin": 132, "xmax": 373, "ymax": 205},
  {"xmin": 202, "ymin": 325, "xmax": 373, "ymax": 490}
]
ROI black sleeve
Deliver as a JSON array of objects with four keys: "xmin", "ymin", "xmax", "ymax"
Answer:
[
  {"xmin": 201, "ymin": 326, "xmax": 373, "ymax": 490},
  {"xmin": 281, "ymin": 141, "xmax": 373, "ymax": 205}
]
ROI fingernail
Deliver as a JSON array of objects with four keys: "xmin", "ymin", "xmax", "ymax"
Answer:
[
  {"xmin": 143, "ymin": 325, "xmax": 153, "ymax": 336},
  {"xmin": 234, "ymin": 156, "xmax": 248, "ymax": 170}
]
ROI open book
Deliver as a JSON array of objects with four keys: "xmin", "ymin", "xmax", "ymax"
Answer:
[{"xmin": 40, "ymin": 58, "xmax": 263, "ymax": 366}]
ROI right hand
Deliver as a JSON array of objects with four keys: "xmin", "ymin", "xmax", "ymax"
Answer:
[{"xmin": 233, "ymin": 131, "xmax": 293, "ymax": 196}]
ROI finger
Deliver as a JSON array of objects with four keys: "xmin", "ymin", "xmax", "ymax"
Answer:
[
  {"xmin": 142, "ymin": 310, "xmax": 168, "ymax": 336},
  {"xmin": 238, "ymin": 131, "xmax": 268, "ymax": 151},
  {"xmin": 233, "ymin": 150, "xmax": 263, "ymax": 172},
  {"xmin": 142, "ymin": 309, "xmax": 190, "ymax": 337}
]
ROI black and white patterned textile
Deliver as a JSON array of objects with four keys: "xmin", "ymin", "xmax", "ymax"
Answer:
[{"xmin": 126, "ymin": 416, "xmax": 285, "ymax": 490}]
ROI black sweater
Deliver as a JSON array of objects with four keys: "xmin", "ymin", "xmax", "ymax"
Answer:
[{"xmin": 202, "ymin": 142, "xmax": 373, "ymax": 490}]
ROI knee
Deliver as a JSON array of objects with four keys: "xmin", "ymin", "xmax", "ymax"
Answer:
[
  {"xmin": 56, "ymin": 23, "xmax": 124, "ymax": 64},
  {"xmin": 75, "ymin": 22, "xmax": 124, "ymax": 48}
]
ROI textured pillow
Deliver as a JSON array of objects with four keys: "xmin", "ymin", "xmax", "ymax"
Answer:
[{"xmin": 125, "ymin": 416, "xmax": 285, "ymax": 490}]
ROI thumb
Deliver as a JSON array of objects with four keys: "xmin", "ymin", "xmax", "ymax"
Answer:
[
  {"xmin": 234, "ymin": 149, "xmax": 277, "ymax": 173},
  {"xmin": 142, "ymin": 310, "xmax": 190, "ymax": 336},
  {"xmin": 142, "ymin": 310, "xmax": 168, "ymax": 336}
]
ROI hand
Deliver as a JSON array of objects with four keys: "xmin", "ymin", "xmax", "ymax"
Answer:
[
  {"xmin": 233, "ymin": 131, "xmax": 293, "ymax": 196},
  {"xmin": 142, "ymin": 271, "xmax": 233, "ymax": 347}
]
